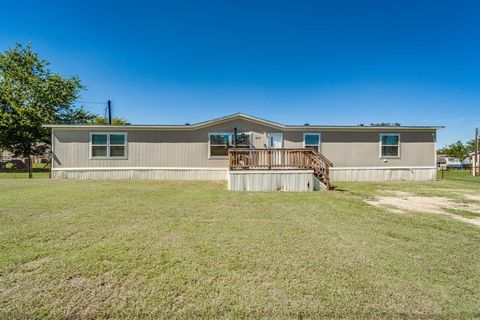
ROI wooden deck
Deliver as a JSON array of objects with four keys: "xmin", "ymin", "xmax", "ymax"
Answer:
[{"xmin": 228, "ymin": 148, "xmax": 333, "ymax": 189}]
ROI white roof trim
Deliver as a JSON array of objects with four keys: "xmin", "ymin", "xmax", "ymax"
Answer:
[{"xmin": 43, "ymin": 113, "xmax": 444, "ymax": 130}]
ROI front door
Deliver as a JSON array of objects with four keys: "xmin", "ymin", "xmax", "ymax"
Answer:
[
  {"xmin": 267, "ymin": 133, "xmax": 283, "ymax": 148},
  {"xmin": 267, "ymin": 133, "xmax": 283, "ymax": 166}
]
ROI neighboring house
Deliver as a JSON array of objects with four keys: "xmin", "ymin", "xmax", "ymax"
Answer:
[
  {"xmin": 45, "ymin": 113, "xmax": 442, "ymax": 191},
  {"xmin": 1, "ymin": 149, "xmax": 12, "ymax": 161},
  {"xmin": 436, "ymin": 155, "xmax": 469, "ymax": 170},
  {"xmin": 0, "ymin": 148, "xmax": 49, "ymax": 164},
  {"xmin": 470, "ymin": 151, "xmax": 479, "ymax": 166},
  {"xmin": 470, "ymin": 151, "xmax": 479, "ymax": 175},
  {"xmin": 436, "ymin": 155, "xmax": 447, "ymax": 169}
]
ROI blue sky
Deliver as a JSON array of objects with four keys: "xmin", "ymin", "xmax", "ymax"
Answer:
[{"xmin": 1, "ymin": 0, "xmax": 479, "ymax": 147}]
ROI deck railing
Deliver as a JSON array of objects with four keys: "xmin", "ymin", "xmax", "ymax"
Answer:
[{"xmin": 228, "ymin": 148, "xmax": 333, "ymax": 188}]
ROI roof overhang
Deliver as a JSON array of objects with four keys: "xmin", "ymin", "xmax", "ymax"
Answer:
[{"xmin": 43, "ymin": 113, "xmax": 444, "ymax": 131}]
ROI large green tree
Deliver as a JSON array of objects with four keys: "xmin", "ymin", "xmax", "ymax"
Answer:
[
  {"xmin": 0, "ymin": 44, "xmax": 95, "ymax": 177},
  {"xmin": 90, "ymin": 116, "xmax": 128, "ymax": 125},
  {"xmin": 466, "ymin": 138, "xmax": 479, "ymax": 153},
  {"xmin": 438, "ymin": 140, "xmax": 470, "ymax": 162}
]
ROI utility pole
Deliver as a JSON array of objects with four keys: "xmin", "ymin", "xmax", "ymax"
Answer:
[
  {"xmin": 475, "ymin": 127, "xmax": 479, "ymax": 176},
  {"xmin": 107, "ymin": 100, "xmax": 112, "ymax": 125}
]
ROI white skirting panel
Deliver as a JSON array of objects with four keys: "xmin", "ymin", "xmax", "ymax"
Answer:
[
  {"xmin": 330, "ymin": 167, "xmax": 436, "ymax": 182},
  {"xmin": 228, "ymin": 170, "xmax": 316, "ymax": 192},
  {"xmin": 52, "ymin": 168, "xmax": 228, "ymax": 180}
]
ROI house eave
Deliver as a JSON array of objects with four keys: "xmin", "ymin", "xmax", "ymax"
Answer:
[
  {"xmin": 43, "ymin": 113, "xmax": 444, "ymax": 131},
  {"xmin": 43, "ymin": 124, "xmax": 445, "ymax": 131}
]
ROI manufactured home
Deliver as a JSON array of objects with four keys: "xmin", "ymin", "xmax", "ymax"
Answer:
[{"xmin": 45, "ymin": 113, "xmax": 442, "ymax": 191}]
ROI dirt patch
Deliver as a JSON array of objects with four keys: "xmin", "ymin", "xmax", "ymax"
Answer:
[
  {"xmin": 68, "ymin": 276, "xmax": 89, "ymax": 287},
  {"xmin": 462, "ymin": 193, "xmax": 480, "ymax": 202},
  {"xmin": 382, "ymin": 190, "xmax": 412, "ymax": 197},
  {"xmin": 367, "ymin": 192, "xmax": 480, "ymax": 226},
  {"xmin": 435, "ymin": 189, "xmax": 480, "ymax": 202}
]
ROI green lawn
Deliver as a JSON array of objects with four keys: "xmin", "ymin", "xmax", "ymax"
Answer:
[
  {"xmin": 1, "ymin": 172, "xmax": 480, "ymax": 318},
  {"xmin": 0, "ymin": 172, "xmax": 50, "ymax": 179},
  {"xmin": 438, "ymin": 169, "xmax": 479, "ymax": 182}
]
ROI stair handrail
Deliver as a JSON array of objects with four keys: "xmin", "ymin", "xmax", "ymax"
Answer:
[
  {"xmin": 310, "ymin": 148, "xmax": 333, "ymax": 167},
  {"xmin": 308, "ymin": 149, "xmax": 332, "ymax": 190}
]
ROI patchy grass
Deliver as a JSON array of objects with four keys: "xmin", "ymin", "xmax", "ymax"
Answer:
[
  {"xmin": 0, "ymin": 172, "xmax": 49, "ymax": 179},
  {"xmin": 444, "ymin": 208, "xmax": 480, "ymax": 219},
  {"xmin": 1, "ymin": 173, "xmax": 480, "ymax": 318}
]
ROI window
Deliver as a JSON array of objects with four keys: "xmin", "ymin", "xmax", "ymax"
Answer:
[
  {"xmin": 233, "ymin": 133, "xmax": 251, "ymax": 148},
  {"xmin": 109, "ymin": 134, "xmax": 126, "ymax": 157},
  {"xmin": 303, "ymin": 133, "xmax": 321, "ymax": 151},
  {"xmin": 91, "ymin": 133, "xmax": 108, "ymax": 157},
  {"xmin": 380, "ymin": 134, "xmax": 400, "ymax": 158},
  {"xmin": 90, "ymin": 133, "xmax": 127, "ymax": 159},
  {"xmin": 209, "ymin": 132, "xmax": 230, "ymax": 157},
  {"xmin": 208, "ymin": 132, "xmax": 252, "ymax": 158}
]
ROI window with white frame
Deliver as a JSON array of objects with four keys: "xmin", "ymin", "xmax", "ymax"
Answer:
[
  {"xmin": 380, "ymin": 134, "xmax": 400, "ymax": 158},
  {"xmin": 303, "ymin": 133, "xmax": 321, "ymax": 151},
  {"xmin": 209, "ymin": 132, "xmax": 230, "ymax": 157},
  {"xmin": 208, "ymin": 132, "xmax": 252, "ymax": 158},
  {"xmin": 91, "ymin": 133, "xmax": 127, "ymax": 159}
]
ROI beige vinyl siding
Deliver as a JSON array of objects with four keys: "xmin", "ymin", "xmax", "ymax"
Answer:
[
  {"xmin": 267, "ymin": 130, "xmax": 435, "ymax": 167},
  {"xmin": 321, "ymin": 131, "xmax": 435, "ymax": 167},
  {"xmin": 53, "ymin": 130, "xmax": 227, "ymax": 168},
  {"xmin": 52, "ymin": 118, "xmax": 436, "ymax": 169},
  {"xmin": 52, "ymin": 119, "xmax": 279, "ymax": 169}
]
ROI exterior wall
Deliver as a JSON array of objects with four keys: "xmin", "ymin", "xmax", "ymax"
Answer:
[
  {"xmin": 52, "ymin": 119, "xmax": 282, "ymax": 169},
  {"xmin": 282, "ymin": 130, "xmax": 436, "ymax": 167},
  {"xmin": 470, "ymin": 153, "xmax": 480, "ymax": 168},
  {"xmin": 228, "ymin": 170, "xmax": 315, "ymax": 191},
  {"xmin": 51, "ymin": 117, "xmax": 437, "ymax": 182}
]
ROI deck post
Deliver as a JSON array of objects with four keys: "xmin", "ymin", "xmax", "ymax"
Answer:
[{"xmin": 268, "ymin": 150, "xmax": 272, "ymax": 169}]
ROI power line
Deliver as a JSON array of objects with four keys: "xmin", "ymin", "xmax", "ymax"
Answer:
[{"xmin": 77, "ymin": 100, "xmax": 106, "ymax": 105}]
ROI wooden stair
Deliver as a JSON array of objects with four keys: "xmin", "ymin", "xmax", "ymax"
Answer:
[{"xmin": 309, "ymin": 149, "xmax": 334, "ymax": 190}]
